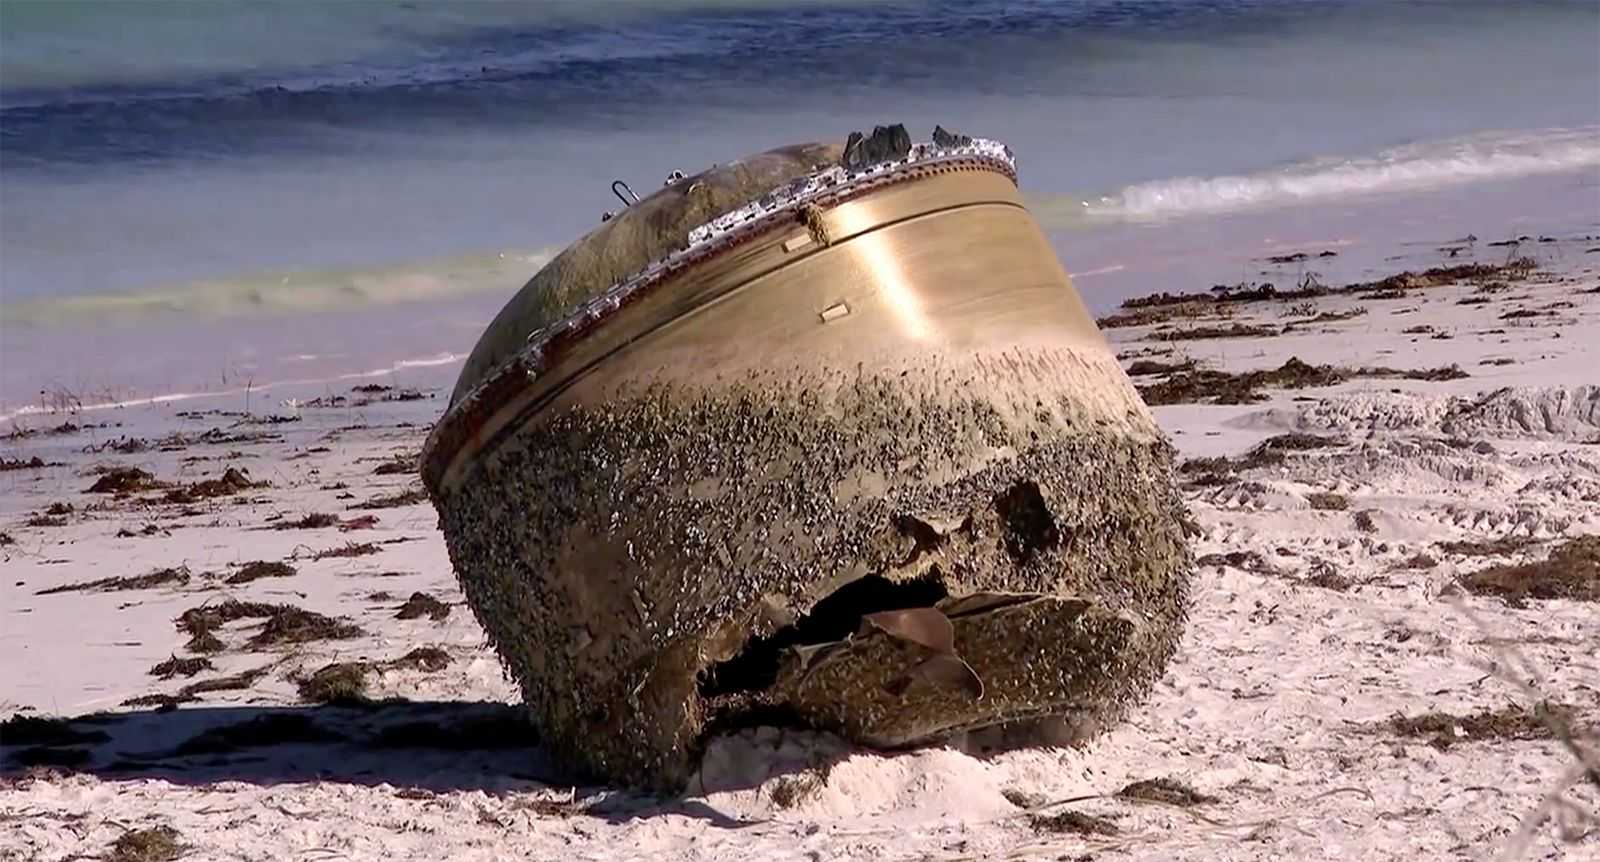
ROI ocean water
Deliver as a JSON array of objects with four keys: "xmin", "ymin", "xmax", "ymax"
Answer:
[{"xmin": 1, "ymin": 0, "xmax": 1597, "ymax": 417}]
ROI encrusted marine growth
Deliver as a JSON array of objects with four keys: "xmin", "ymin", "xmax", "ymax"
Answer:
[{"xmin": 424, "ymin": 128, "xmax": 1193, "ymax": 788}]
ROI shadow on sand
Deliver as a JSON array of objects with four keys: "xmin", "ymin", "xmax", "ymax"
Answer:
[{"xmin": 0, "ymin": 700, "xmax": 806, "ymax": 828}]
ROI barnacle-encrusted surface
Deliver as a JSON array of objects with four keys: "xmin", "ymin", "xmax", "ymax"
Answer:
[{"xmin": 434, "ymin": 351, "xmax": 1192, "ymax": 788}]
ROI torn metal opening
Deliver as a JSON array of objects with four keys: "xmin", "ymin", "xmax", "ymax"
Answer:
[{"xmin": 697, "ymin": 572, "xmax": 948, "ymax": 699}]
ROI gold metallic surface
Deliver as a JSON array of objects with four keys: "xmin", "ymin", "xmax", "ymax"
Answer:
[
  {"xmin": 434, "ymin": 167, "xmax": 1119, "ymax": 494},
  {"xmin": 450, "ymin": 142, "xmax": 844, "ymax": 406}
]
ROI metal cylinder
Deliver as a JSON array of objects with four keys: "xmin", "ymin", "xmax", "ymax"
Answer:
[{"xmin": 422, "ymin": 137, "xmax": 1192, "ymax": 788}]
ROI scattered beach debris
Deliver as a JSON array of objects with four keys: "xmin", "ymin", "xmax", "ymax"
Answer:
[
  {"xmin": 297, "ymin": 395, "xmax": 351, "ymax": 409},
  {"xmin": 86, "ymin": 467, "xmax": 163, "ymax": 495},
  {"xmin": 274, "ymin": 512, "xmax": 339, "ymax": 530},
  {"xmin": 3, "ymin": 420, "xmax": 102, "ymax": 441},
  {"xmin": 116, "ymin": 524, "xmax": 169, "ymax": 538},
  {"xmin": 309, "ymin": 541, "xmax": 381, "ymax": 560},
  {"xmin": 107, "ymin": 825, "xmax": 184, "ymax": 862},
  {"xmin": 177, "ymin": 666, "xmax": 270, "ymax": 697},
  {"xmin": 36, "ymin": 566, "xmax": 190, "ymax": 596},
  {"xmin": 176, "ymin": 600, "xmax": 364, "ymax": 652},
  {"xmin": 223, "ymin": 560, "xmax": 296, "ymax": 585},
  {"xmin": 297, "ymin": 662, "xmax": 372, "ymax": 704},
  {"xmin": 372, "ymin": 456, "xmax": 416, "ymax": 476},
  {"xmin": 1283, "ymin": 306, "xmax": 1368, "ymax": 331},
  {"xmin": 163, "ymin": 467, "xmax": 266, "ymax": 504},
  {"xmin": 1384, "ymin": 702, "xmax": 1574, "ymax": 750},
  {"xmin": 1306, "ymin": 492, "xmax": 1349, "ymax": 511},
  {"xmin": 1256, "ymin": 432, "xmax": 1348, "ymax": 453},
  {"xmin": 297, "ymin": 647, "xmax": 453, "ymax": 704},
  {"xmin": 1029, "ymin": 809, "xmax": 1121, "ymax": 836},
  {"xmin": 1438, "ymin": 536, "xmax": 1538, "ymax": 557},
  {"xmin": 148, "ymin": 655, "xmax": 214, "ymax": 679},
  {"xmin": 1459, "ymin": 535, "xmax": 1599, "ymax": 605},
  {"xmin": 185, "ymin": 629, "xmax": 225, "ymax": 655},
  {"xmin": 1101, "ymin": 259, "xmax": 1539, "ymax": 330},
  {"xmin": 1125, "ymin": 358, "xmax": 1196, "ymax": 376},
  {"xmin": 248, "ymin": 607, "xmax": 366, "ymax": 647},
  {"xmin": 1117, "ymin": 777, "xmax": 1217, "ymax": 807},
  {"xmin": 1302, "ymin": 560, "xmax": 1356, "ymax": 592},
  {"xmin": 1265, "ymin": 252, "xmax": 1310, "ymax": 264},
  {"xmin": 395, "ymin": 591, "xmax": 451, "ymax": 621},
  {"xmin": 124, "ymin": 665, "xmax": 272, "ymax": 709},
  {"xmin": 25, "ymin": 504, "xmax": 70, "ymax": 527},
  {"xmin": 389, "ymin": 646, "xmax": 452, "ymax": 672},
  {"xmin": 121, "ymin": 693, "xmax": 192, "ymax": 710},
  {"xmin": 351, "ymin": 487, "xmax": 427, "ymax": 510},
  {"xmin": 1177, "ymin": 434, "xmax": 1344, "ymax": 482},
  {"xmin": 269, "ymin": 512, "xmax": 380, "ymax": 531},
  {"xmin": 514, "ymin": 796, "xmax": 590, "ymax": 818},
  {"xmin": 1349, "ymin": 259, "xmax": 1537, "ymax": 295},
  {"xmin": 769, "ymin": 767, "xmax": 832, "ymax": 809},
  {"xmin": 1138, "ymin": 357, "xmax": 1467, "ymax": 406},
  {"xmin": 1196, "ymin": 550, "xmax": 1278, "ymax": 575},
  {"xmin": 313, "ymin": 384, "xmax": 430, "ymax": 406},
  {"xmin": 1154, "ymin": 322, "xmax": 1278, "ymax": 341},
  {"xmin": 237, "ymin": 413, "xmax": 301, "ymax": 426},
  {"xmin": 1, "ymin": 456, "xmax": 59, "ymax": 472},
  {"xmin": 82, "ymin": 436, "xmax": 156, "ymax": 455}
]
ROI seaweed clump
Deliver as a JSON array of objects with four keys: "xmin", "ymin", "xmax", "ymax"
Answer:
[
  {"xmin": 108, "ymin": 826, "xmax": 184, "ymax": 862},
  {"xmin": 86, "ymin": 467, "xmax": 162, "ymax": 495},
  {"xmin": 1138, "ymin": 357, "xmax": 1466, "ymax": 406},
  {"xmin": 176, "ymin": 600, "xmax": 364, "ymax": 651},
  {"xmin": 1385, "ymin": 702, "xmax": 1574, "ymax": 750},
  {"xmin": 36, "ymin": 567, "xmax": 190, "ymax": 596},
  {"xmin": 1460, "ymin": 535, "xmax": 1600, "ymax": 606}
]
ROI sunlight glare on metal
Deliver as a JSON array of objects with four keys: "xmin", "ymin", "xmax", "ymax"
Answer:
[{"xmin": 833, "ymin": 204, "xmax": 933, "ymax": 341}]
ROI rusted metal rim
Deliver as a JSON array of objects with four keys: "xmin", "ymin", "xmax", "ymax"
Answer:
[{"xmin": 421, "ymin": 142, "xmax": 1020, "ymax": 497}]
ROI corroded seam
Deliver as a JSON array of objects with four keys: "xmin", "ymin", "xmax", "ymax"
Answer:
[{"xmin": 422, "ymin": 144, "xmax": 1018, "ymax": 496}]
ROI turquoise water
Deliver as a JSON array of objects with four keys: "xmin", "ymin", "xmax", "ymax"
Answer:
[{"xmin": 1, "ymin": 0, "xmax": 1597, "ymax": 411}]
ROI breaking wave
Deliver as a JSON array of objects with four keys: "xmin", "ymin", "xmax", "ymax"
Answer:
[
  {"xmin": 1, "ymin": 248, "xmax": 556, "ymax": 327},
  {"xmin": 1073, "ymin": 127, "xmax": 1600, "ymax": 221}
]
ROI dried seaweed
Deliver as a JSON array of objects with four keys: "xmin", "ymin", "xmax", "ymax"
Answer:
[
  {"xmin": 1117, "ymin": 777, "xmax": 1217, "ymax": 806},
  {"xmin": 86, "ymin": 467, "xmax": 162, "ymax": 495},
  {"xmin": 223, "ymin": 561, "xmax": 296, "ymax": 585},
  {"xmin": 1386, "ymin": 702, "xmax": 1575, "ymax": 750},
  {"xmin": 36, "ymin": 567, "xmax": 190, "ymax": 596},
  {"xmin": 1460, "ymin": 536, "xmax": 1600, "ymax": 605},
  {"xmin": 395, "ymin": 592, "xmax": 451, "ymax": 621}
]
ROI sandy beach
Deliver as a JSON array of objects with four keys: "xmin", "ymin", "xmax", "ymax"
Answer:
[{"xmin": 3, "ymin": 237, "xmax": 1596, "ymax": 861}]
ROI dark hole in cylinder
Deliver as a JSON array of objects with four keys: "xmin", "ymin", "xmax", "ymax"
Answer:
[
  {"xmin": 698, "ymin": 572, "xmax": 948, "ymax": 698},
  {"xmin": 994, "ymin": 479, "xmax": 1060, "ymax": 562}
]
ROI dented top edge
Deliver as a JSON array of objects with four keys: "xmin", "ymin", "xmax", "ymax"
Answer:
[{"xmin": 421, "ymin": 137, "xmax": 1019, "ymax": 496}]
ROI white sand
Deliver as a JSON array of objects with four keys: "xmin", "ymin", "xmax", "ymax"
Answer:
[{"xmin": 3, "ymin": 260, "xmax": 1597, "ymax": 861}]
